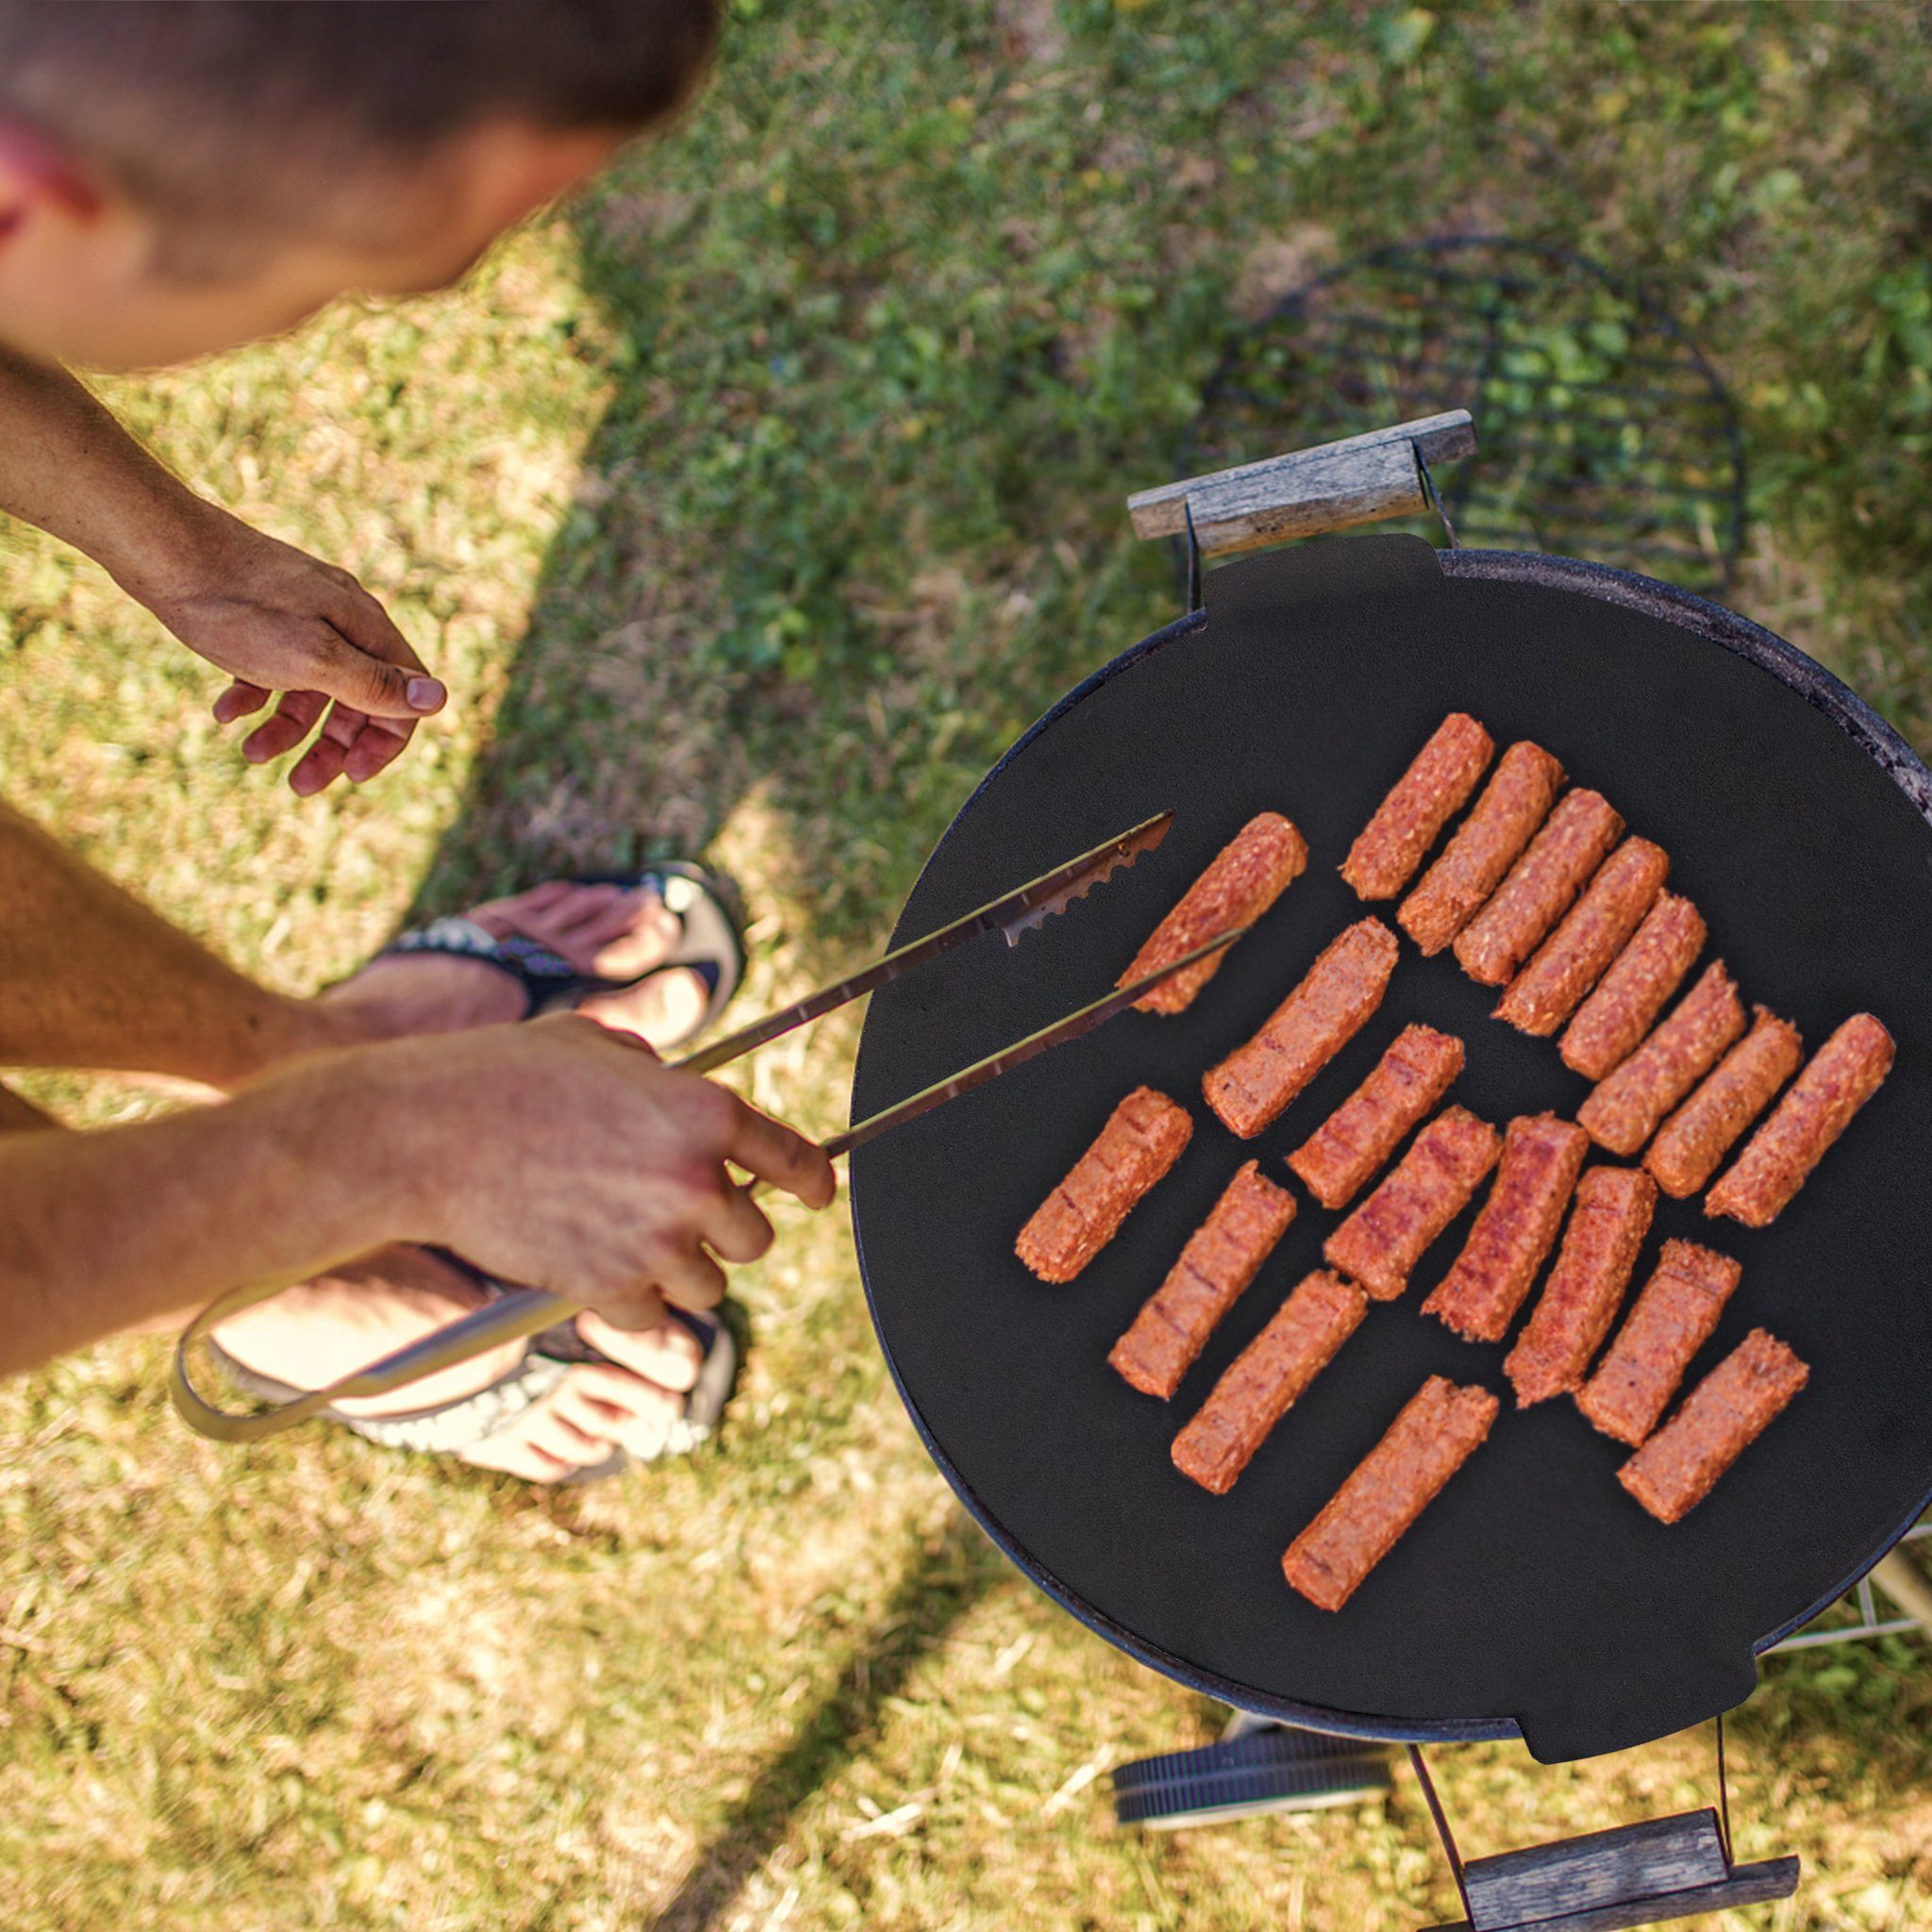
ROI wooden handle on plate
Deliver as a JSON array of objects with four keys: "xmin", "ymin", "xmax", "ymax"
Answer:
[{"xmin": 1126, "ymin": 408, "xmax": 1475, "ymax": 557}]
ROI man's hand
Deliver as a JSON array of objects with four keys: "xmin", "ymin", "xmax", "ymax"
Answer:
[
  {"xmin": 359, "ymin": 1014, "xmax": 838, "ymax": 1330},
  {"xmin": 137, "ymin": 509, "xmax": 447, "ymax": 796},
  {"xmin": 0, "ymin": 347, "xmax": 446, "ymax": 795},
  {"xmin": 0, "ymin": 1013, "xmax": 835, "ymax": 1376}
]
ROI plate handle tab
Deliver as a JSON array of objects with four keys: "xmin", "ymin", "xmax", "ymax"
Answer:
[{"xmin": 1126, "ymin": 409, "xmax": 1475, "ymax": 558}]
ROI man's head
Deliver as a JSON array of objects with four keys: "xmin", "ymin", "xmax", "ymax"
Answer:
[{"xmin": 0, "ymin": 0, "xmax": 720, "ymax": 370}]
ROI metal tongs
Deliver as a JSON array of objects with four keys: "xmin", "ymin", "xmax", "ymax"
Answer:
[{"xmin": 172, "ymin": 809, "xmax": 1243, "ymax": 1441}]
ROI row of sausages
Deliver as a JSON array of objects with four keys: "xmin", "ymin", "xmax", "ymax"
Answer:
[
  {"xmin": 1340, "ymin": 710, "xmax": 1897, "ymax": 1219},
  {"xmin": 1015, "ymin": 1068, "xmax": 1810, "ymax": 1608}
]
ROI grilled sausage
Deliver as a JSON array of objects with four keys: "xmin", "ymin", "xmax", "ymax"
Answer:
[
  {"xmin": 1323, "ymin": 1106, "xmax": 1502, "ymax": 1302},
  {"xmin": 1108, "ymin": 1161, "xmax": 1296, "ymax": 1399},
  {"xmin": 1171, "ymin": 1270, "xmax": 1367, "ymax": 1495},
  {"xmin": 1493, "ymin": 838, "xmax": 1669, "ymax": 1036},
  {"xmin": 1399, "ymin": 741, "xmax": 1566, "ymax": 957},
  {"xmin": 1576, "ymin": 962, "xmax": 1745, "ymax": 1158},
  {"xmin": 1423, "ymin": 1113, "xmax": 1590, "ymax": 1344},
  {"xmin": 1504, "ymin": 1167, "xmax": 1657, "ymax": 1407},
  {"xmin": 1341, "ymin": 712, "xmax": 1495, "ymax": 901},
  {"xmin": 1119, "ymin": 811, "xmax": 1308, "ymax": 1015},
  {"xmin": 1202, "ymin": 919, "xmax": 1399, "ymax": 1140},
  {"xmin": 1287, "ymin": 1024, "xmax": 1466, "ymax": 1211},
  {"xmin": 1619, "ymin": 1329, "xmax": 1808, "ymax": 1524},
  {"xmin": 1015, "ymin": 1087, "xmax": 1192, "ymax": 1283},
  {"xmin": 1645, "ymin": 1007, "xmax": 1804, "ymax": 1200},
  {"xmin": 1706, "ymin": 1013, "xmax": 1895, "ymax": 1227},
  {"xmin": 1575, "ymin": 1239, "xmax": 1740, "ymax": 1446},
  {"xmin": 1559, "ymin": 891, "xmax": 1707, "ymax": 1080},
  {"xmin": 1453, "ymin": 790, "xmax": 1624, "ymax": 987},
  {"xmin": 1281, "ymin": 1375, "xmax": 1499, "ymax": 1611}
]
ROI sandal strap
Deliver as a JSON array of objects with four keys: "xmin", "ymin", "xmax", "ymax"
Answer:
[{"xmin": 382, "ymin": 916, "xmax": 580, "ymax": 1020}]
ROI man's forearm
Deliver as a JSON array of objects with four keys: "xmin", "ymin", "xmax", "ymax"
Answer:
[
  {"xmin": 0, "ymin": 1070, "xmax": 413, "ymax": 1376},
  {"xmin": 0, "ymin": 343, "xmax": 220, "ymax": 601}
]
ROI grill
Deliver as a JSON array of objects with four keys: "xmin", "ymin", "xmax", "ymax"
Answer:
[{"xmin": 847, "ymin": 412, "xmax": 1932, "ymax": 1928}]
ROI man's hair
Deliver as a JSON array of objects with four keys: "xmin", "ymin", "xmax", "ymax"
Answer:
[{"xmin": 0, "ymin": 0, "xmax": 720, "ymax": 249}]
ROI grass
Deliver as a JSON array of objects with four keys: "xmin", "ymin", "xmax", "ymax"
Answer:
[{"xmin": 4, "ymin": 2, "xmax": 1932, "ymax": 1926}]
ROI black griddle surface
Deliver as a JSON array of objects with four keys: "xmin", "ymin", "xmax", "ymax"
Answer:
[{"xmin": 848, "ymin": 535, "xmax": 1932, "ymax": 1763}]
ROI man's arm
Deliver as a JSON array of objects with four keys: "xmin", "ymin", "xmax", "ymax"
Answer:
[
  {"xmin": 0, "ymin": 1015, "xmax": 837, "ymax": 1378},
  {"xmin": 0, "ymin": 344, "xmax": 444, "ymax": 792}
]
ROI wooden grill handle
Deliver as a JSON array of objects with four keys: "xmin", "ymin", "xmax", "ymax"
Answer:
[{"xmin": 1126, "ymin": 408, "xmax": 1475, "ymax": 558}]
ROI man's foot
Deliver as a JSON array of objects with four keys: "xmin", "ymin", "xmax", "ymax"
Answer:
[
  {"xmin": 323, "ymin": 879, "xmax": 710, "ymax": 1053},
  {"xmin": 210, "ymin": 1244, "xmax": 711, "ymax": 1484}
]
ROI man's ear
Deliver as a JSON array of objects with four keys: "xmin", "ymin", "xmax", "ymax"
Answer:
[{"xmin": 0, "ymin": 113, "xmax": 105, "ymax": 245}]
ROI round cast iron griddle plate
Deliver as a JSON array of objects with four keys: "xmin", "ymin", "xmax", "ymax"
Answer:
[{"xmin": 847, "ymin": 534, "xmax": 1932, "ymax": 1765}]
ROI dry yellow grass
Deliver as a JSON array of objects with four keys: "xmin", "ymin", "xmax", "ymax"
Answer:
[{"xmin": 5, "ymin": 5, "xmax": 1932, "ymax": 1928}]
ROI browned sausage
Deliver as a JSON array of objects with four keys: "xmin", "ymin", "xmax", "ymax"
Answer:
[
  {"xmin": 1341, "ymin": 712, "xmax": 1495, "ymax": 901},
  {"xmin": 1281, "ymin": 1376, "xmax": 1499, "ymax": 1611},
  {"xmin": 1171, "ymin": 1270, "xmax": 1367, "ymax": 1494},
  {"xmin": 1706, "ymin": 1013, "xmax": 1895, "ymax": 1227},
  {"xmin": 1453, "ymin": 790, "xmax": 1624, "ymax": 987},
  {"xmin": 1559, "ymin": 892, "xmax": 1707, "ymax": 1080},
  {"xmin": 1323, "ymin": 1106, "xmax": 1502, "ymax": 1301},
  {"xmin": 1504, "ymin": 1167, "xmax": 1657, "ymax": 1407},
  {"xmin": 1015, "ymin": 1087, "xmax": 1192, "ymax": 1283},
  {"xmin": 1493, "ymin": 838, "xmax": 1669, "ymax": 1036},
  {"xmin": 1202, "ymin": 919, "xmax": 1399, "ymax": 1140},
  {"xmin": 1119, "ymin": 811, "xmax": 1308, "ymax": 1015},
  {"xmin": 1399, "ymin": 741, "xmax": 1565, "ymax": 956},
  {"xmin": 1576, "ymin": 962, "xmax": 1745, "ymax": 1158},
  {"xmin": 1645, "ymin": 1007, "xmax": 1803, "ymax": 1199},
  {"xmin": 1575, "ymin": 1239, "xmax": 1740, "ymax": 1446},
  {"xmin": 1619, "ymin": 1329, "xmax": 1808, "ymax": 1524},
  {"xmin": 1287, "ymin": 1024, "xmax": 1465, "ymax": 1211},
  {"xmin": 1423, "ymin": 1113, "xmax": 1590, "ymax": 1344},
  {"xmin": 1108, "ymin": 1162, "xmax": 1297, "ymax": 1399}
]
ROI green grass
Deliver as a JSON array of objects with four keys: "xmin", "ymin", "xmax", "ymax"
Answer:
[{"xmin": 4, "ymin": 3, "xmax": 1932, "ymax": 1926}]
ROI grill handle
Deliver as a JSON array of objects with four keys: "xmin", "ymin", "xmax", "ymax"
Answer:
[{"xmin": 1126, "ymin": 408, "xmax": 1474, "ymax": 558}]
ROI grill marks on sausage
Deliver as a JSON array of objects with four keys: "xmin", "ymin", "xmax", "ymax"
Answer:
[
  {"xmin": 1202, "ymin": 919, "xmax": 1400, "ymax": 1140},
  {"xmin": 1423, "ymin": 1113, "xmax": 1590, "ymax": 1344},
  {"xmin": 1015, "ymin": 1087, "xmax": 1192, "ymax": 1283},
  {"xmin": 1494, "ymin": 838, "xmax": 1669, "ymax": 1037},
  {"xmin": 1504, "ymin": 1167, "xmax": 1657, "ymax": 1407},
  {"xmin": 1577, "ymin": 961, "xmax": 1746, "ymax": 1158},
  {"xmin": 1287, "ymin": 1024, "xmax": 1466, "ymax": 1211},
  {"xmin": 1619, "ymin": 1328, "xmax": 1809, "ymax": 1524},
  {"xmin": 1108, "ymin": 1162, "xmax": 1297, "ymax": 1399},
  {"xmin": 1560, "ymin": 891, "xmax": 1707, "ymax": 1080},
  {"xmin": 1645, "ymin": 1007, "xmax": 1804, "ymax": 1200},
  {"xmin": 1575, "ymin": 1239, "xmax": 1741, "ymax": 1446},
  {"xmin": 1323, "ymin": 1106, "xmax": 1502, "ymax": 1302},
  {"xmin": 1453, "ymin": 790, "xmax": 1625, "ymax": 987},
  {"xmin": 1400, "ymin": 741, "xmax": 1566, "ymax": 957},
  {"xmin": 1119, "ymin": 811, "xmax": 1308, "ymax": 1015},
  {"xmin": 1171, "ymin": 1270, "xmax": 1367, "ymax": 1494},
  {"xmin": 1706, "ymin": 1014, "xmax": 1896, "ymax": 1228},
  {"xmin": 1281, "ymin": 1375, "xmax": 1499, "ymax": 1611},
  {"xmin": 1341, "ymin": 712, "xmax": 1495, "ymax": 902}
]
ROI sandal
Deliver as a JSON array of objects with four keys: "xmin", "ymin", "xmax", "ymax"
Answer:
[
  {"xmin": 375, "ymin": 862, "xmax": 745, "ymax": 1052},
  {"xmin": 208, "ymin": 1262, "xmax": 740, "ymax": 1484}
]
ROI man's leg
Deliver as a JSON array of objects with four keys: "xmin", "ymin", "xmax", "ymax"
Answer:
[{"xmin": 0, "ymin": 800, "xmax": 351, "ymax": 1088}]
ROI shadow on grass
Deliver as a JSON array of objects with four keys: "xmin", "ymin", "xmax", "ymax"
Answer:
[{"xmin": 650, "ymin": 1507, "xmax": 1002, "ymax": 1932}]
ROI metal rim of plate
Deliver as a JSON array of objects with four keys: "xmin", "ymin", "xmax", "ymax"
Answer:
[
  {"xmin": 847, "ymin": 540, "xmax": 1932, "ymax": 1752},
  {"xmin": 1180, "ymin": 234, "xmax": 1748, "ymax": 602}
]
